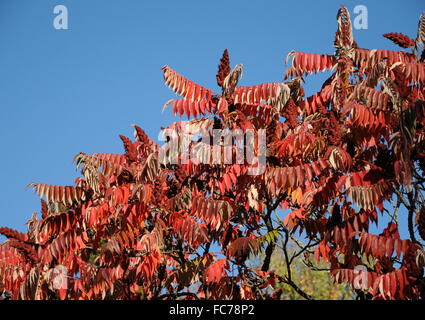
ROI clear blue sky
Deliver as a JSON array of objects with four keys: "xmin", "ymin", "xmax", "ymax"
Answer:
[{"xmin": 0, "ymin": 0, "xmax": 423, "ymax": 240}]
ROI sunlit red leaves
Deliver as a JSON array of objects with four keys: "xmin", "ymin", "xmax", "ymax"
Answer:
[
  {"xmin": 131, "ymin": 124, "xmax": 159, "ymax": 159},
  {"xmin": 27, "ymin": 183, "xmax": 86, "ymax": 207},
  {"xmin": 203, "ymin": 258, "xmax": 229, "ymax": 284},
  {"xmin": 236, "ymin": 103, "xmax": 274, "ymax": 125},
  {"xmin": 161, "ymin": 65, "xmax": 214, "ymax": 102},
  {"xmin": 39, "ymin": 210, "xmax": 78, "ymax": 239},
  {"xmin": 0, "ymin": 246, "xmax": 28, "ymax": 299},
  {"xmin": 17, "ymin": 266, "xmax": 42, "ymax": 300},
  {"xmin": 305, "ymin": 174, "xmax": 345, "ymax": 210},
  {"xmin": 74, "ymin": 152, "xmax": 126, "ymax": 178},
  {"xmin": 91, "ymin": 266, "xmax": 124, "ymax": 298},
  {"xmin": 349, "ymin": 86, "xmax": 391, "ymax": 111},
  {"xmin": 348, "ymin": 182, "xmax": 390, "ymax": 211},
  {"xmin": 274, "ymin": 126, "xmax": 318, "ymax": 159},
  {"xmin": 332, "ymin": 267, "xmax": 373, "ymax": 293},
  {"xmin": 0, "ymin": 242, "xmax": 25, "ymax": 267},
  {"xmin": 125, "ymin": 202, "xmax": 150, "ymax": 228},
  {"xmin": 301, "ymin": 83, "xmax": 333, "ymax": 115},
  {"xmin": 43, "ymin": 230, "xmax": 87, "ymax": 265},
  {"xmin": 395, "ymin": 61, "xmax": 425, "ymax": 85},
  {"xmin": 191, "ymin": 196, "xmax": 233, "ymax": 231},
  {"xmin": 314, "ymin": 241, "xmax": 331, "ymax": 263},
  {"xmin": 139, "ymin": 153, "xmax": 160, "ymax": 182},
  {"xmin": 168, "ymin": 211, "xmax": 209, "ymax": 248},
  {"xmin": 216, "ymin": 171, "xmax": 238, "ymax": 195},
  {"xmin": 137, "ymin": 220, "xmax": 166, "ymax": 253},
  {"xmin": 217, "ymin": 97, "xmax": 229, "ymax": 113},
  {"xmin": 36, "ymin": 209, "xmax": 88, "ymax": 265},
  {"xmin": 266, "ymin": 159, "xmax": 328, "ymax": 197},
  {"xmin": 283, "ymin": 208, "xmax": 306, "ymax": 228},
  {"xmin": 372, "ymin": 268, "xmax": 411, "ymax": 300},
  {"xmin": 101, "ymin": 225, "xmax": 136, "ymax": 258},
  {"xmin": 136, "ymin": 249, "xmax": 162, "ymax": 282},
  {"xmin": 332, "ymin": 267, "xmax": 410, "ymax": 300},
  {"xmin": 4, "ymin": 7, "xmax": 425, "ymax": 301},
  {"xmin": 352, "ymin": 48, "xmax": 425, "ymax": 85},
  {"xmin": 284, "ymin": 51, "xmax": 335, "ymax": 79},
  {"xmin": 40, "ymin": 199, "xmax": 49, "ymax": 219},
  {"xmin": 231, "ymin": 83, "xmax": 290, "ymax": 113},
  {"xmin": 326, "ymin": 146, "xmax": 352, "ymax": 172},
  {"xmin": 345, "ymin": 170, "xmax": 392, "ymax": 211},
  {"xmin": 164, "ymin": 98, "xmax": 215, "ymax": 119},
  {"xmin": 343, "ymin": 102, "xmax": 390, "ymax": 138},
  {"xmin": 7, "ymin": 240, "xmax": 38, "ymax": 264},
  {"xmin": 358, "ymin": 232, "xmax": 411, "ymax": 260},
  {"xmin": 352, "ymin": 48, "xmax": 413, "ymax": 71},
  {"xmin": 84, "ymin": 202, "xmax": 110, "ymax": 228},
  {"xmin": 105, "ymin": 185, "xmax": 131, "ymax": 206}
]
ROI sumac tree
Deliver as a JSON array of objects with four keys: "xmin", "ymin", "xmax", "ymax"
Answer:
[{"xmin": 1, "ymin": 7, "xmax": 425, "ymax": 300}]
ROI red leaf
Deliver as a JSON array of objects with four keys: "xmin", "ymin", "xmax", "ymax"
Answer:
[
  {"xmin": 394, "ymin": 239, "xmax": 402, "ymax": 258},
  {"xmin": 386, "ymin": 237, "xmax": 394, "ymax": 257},
  {"xmin": 203, "ymin": 259, "xmax": 228, "ymax": 284}
]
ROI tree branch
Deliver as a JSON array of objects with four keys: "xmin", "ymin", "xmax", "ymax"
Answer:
[
  {"xmin": 156, "ymin": 292, "xmax": 200, "ymax": 300},
  {"xmin": 408, "ymin": 190, "xmax": 419, "ymax": 244},
  {"xmin": 279, "ymin": 228, "xmax": 313, "ymax": 300}
]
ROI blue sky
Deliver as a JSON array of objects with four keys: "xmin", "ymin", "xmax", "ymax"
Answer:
[{"xmin": 0, "ymin": 0, "xmax": 423, "ymax": 241}]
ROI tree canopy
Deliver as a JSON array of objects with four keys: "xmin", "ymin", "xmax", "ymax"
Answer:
[{"xmin": 1, "ymin": 6, "xmax": 425, "ymax": 300}]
